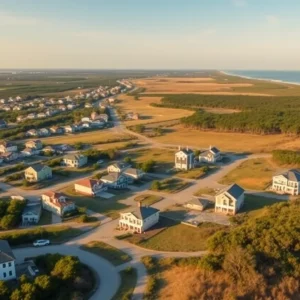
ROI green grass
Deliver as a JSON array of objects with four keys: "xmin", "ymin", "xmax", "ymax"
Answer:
[
  {"xmin": 219, "ymin": 158, "xmax": 277, "ymax": 190},
  {"xmin": 151, "ymin": 178, "xmax": 190, "ymax": 193},
  {"xmin": 241, "ymin": 194, "xmax": 284, "ymax": 217},
  {"xmin": 112, "ymin": 268, "xmax": 138, "ymax": 300},
  {"xmin": 126, "ymin": 218, "xmax": 225, "ymax": 252},
  {"xmin": 175, "ymin": 168, "xmax": 207, "ymax": 179},
  {"xmin": 80, "ymin": 241, "xmax": 131, "ymax": 266},
  {"xmin": 61, "ymin": 186, "xmax": 130, "ymax": 219},
  {"xmin": 37, "ymin": 209, "xmax": 53, "ymax": 225},
  {"xmin": 134, "ymin": 194, "xmax": 163, "ymax": 206}
]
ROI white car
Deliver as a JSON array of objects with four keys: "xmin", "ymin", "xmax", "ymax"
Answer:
[{"xmin": 33, "ymin": 239, "xmax": 50, "ymax": 247}]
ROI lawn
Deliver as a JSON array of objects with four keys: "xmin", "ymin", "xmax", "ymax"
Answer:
[
  {"xmin": 80, "ymin": 241, "xmax": 131, "ymax": 266},
  {"xmin": 134, "ymin": 194, "xmax": 163, "ymax": 206},
  {"xmin": 61, "ymin": 186, "xmax": 130, "ymax": 219},
  {"xmin": 112, "ymin": 268, "xmax": 137, "ymax": 300},
  {"xmin": 241, "ymin": 194, "xmax": 284, "ymax": 217},
  {"xmin": 152, "ymin": 125, "xmax": 299, "ymax": 153},
  {"xmin": 151, "ymin": 178, "xmax": 190, "ymax": 193},
  {"xmin": 126, "ymin": 217, "xmax": 225, "ymax": 252},
  {"xmin": 194, "ymin": 187, "xmax": 216, "ymax": 196},
  {"xmin": 129, "ymin": 148, "xmax": 175, "ymax": 173},
  {"xmin": 175, "ymin": 166, "xmax": 218, "ymax": 180},
  {"xmin": 219, "ymin": 158, "xmax": 278, "ymax": 190},
  {"xmin": 116, "ymin": 94, "xmax": 193, "ymax": 125},
  {"xmin": 37, "ymin": 209, "xmax": 52, "ymax": 225}
]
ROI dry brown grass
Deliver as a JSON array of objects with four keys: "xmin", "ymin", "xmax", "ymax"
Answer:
[
  {"xmin": 132, "ymin": 77, "xmax": 253, "ymax": 94},
  {"xmin": 153, "ymin": 125, "xmax": 299, "ymax": 153},
  {"xmin": 116, "ymin": 94, "xmax": 193, "ymax": 125}
]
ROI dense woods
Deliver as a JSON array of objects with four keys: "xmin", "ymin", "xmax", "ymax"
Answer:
[
  {"xmin": 152, "ymin": 94, "xmax": 300, "ymax": 134},
  {"xmin": 272, "ymin": 149, "xmax": 300, "ymax": 165}
]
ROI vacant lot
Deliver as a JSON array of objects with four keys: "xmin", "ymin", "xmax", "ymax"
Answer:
[
  {"xmin": 194, "ymin": 187, "xmax": 216, "ymax": 196},
  {"xmin": 152, "ymin": 125, "xmax": 298, "ymax": 153},
  {"xmin": 61, "ymin": 186, "xmax": 130, "ymax": 219},
  {"xmin": 134, "ymin": 194, "xmax": 163, "ymax": 206},
  {"xmin": 151, "ymin": 178, "xmax": 190, "ymax": 193},
  {"xmin": 219, "ymin": 158, "xmax": 279, "ymax": 190},
  {"xmin": 116, "ymin": 94, "xmax": 193, "ymax": 125},
  {"xmin": 80, "ymin": 241, "xmax": 131, "ymax": 266}
]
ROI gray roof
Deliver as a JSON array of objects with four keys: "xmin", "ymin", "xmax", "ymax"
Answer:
[
  {"xmin": 0, "ymin": 240, "xmax": 15, "ymax": 263},
  {"xmin": 64, "ymin": 154, "xmax": 86, "ymax": 160},
  {"xmin": 22, "ymin": 204, "xmax": 41, "ymax": 216},
  {"xmin": 286, "ymin": 170, "xmax": 300, "ymax": 182},
  {"xmin": 123, "ymin": 168, "xmax": 140, "ymax": 176},
  {"xmin": 218, "ymin": 183, "xmax": 244, "ymax": 199},
  {"xmin": 102, "ymin": 172, "xmax": 123, "ymax": 182},
  {"xmin": 131, "ymin": 206, "xmax": 159, "ymax": 220},
  {"xmin": 29, "ymin": 163, "xmax": 48, "ymax": 172},
  {"xmin": 178, "ymin": 148, "xmax": 194, "ymax": 155},
  {"xmin": 186, "ymin": 198, "xmax": 209, "ymax": 207},
  {"xmin": 210, "ymin": 147, "xmax": 220, "ymax": 154}
]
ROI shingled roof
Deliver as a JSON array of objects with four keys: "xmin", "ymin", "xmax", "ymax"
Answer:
[
  {"xmin": 131, "ymin": 206, "xmax": 159, "ymax": 220},
  {"xmin": 218, "ymin": 183, "xmax": 244, "ymax": 199},
  {"xmin": 0, "ymin": 240, "xmax": 15, "ymax": 263}
]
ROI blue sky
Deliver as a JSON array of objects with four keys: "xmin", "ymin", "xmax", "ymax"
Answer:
[{"xmin": 1, "ymin": 0, "xmax": 300, "ymax": 69}]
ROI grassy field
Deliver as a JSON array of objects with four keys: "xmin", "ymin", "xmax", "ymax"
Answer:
[
  {"xmin": 112, "ymin": 268, "xmax": 137, "ymax": 300},
  {"xmin": 134, "ymin": 194, "xmax": 163, "ymax": 206},
  {"xmin": 21, "ymin": 129, "xmax": 134, "ymax": 146},
  {"xmin": 61, "ymin": 186, "xmax": 130, "ymax": 219},
  {"xmin": 152, "ymin": 125, "xmax": 300, "ymax": 153},
  {"xmin": 116, "ymin": 94, "xmax": 193, "ymax": 125},
  {"xmin": 219, "ymin": 158, "xmax": 279, "ymax": 190},
  {"xmin": 136, "ymin": 220, "xmax": 225, "ymax": 252},
  {"xmin": 129, "ymin": 148, "xmax": 175, "ymax": 173},
  {"xmin": 151, "ymin": 178, "xmax": 190, "ymax": 193},
  {"xmin": 194, "ymin": 187, "xmax": 216, "ymax": 196},
  {"xmin": 80, "ymin": 241, "xmax": 131, "ymax": 266}
]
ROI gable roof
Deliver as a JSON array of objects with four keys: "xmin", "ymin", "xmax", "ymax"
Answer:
[
  {"xmin": 176, "ymin": 148, "xmax": 193, "ymax": 155},
  {"xmin": 218, "ymin": 183, "xmax": 244, "ymax": 199},
  {"xmin": 27, "ymin": 164, "xmax": 49, "ymax": 173},
  {"xmin": 0, "ymin": 240, "xmax": 15, "ymax": 263},
  {"xmin": 22, "ymin": 204, "xmax": 41, "ymax": 216},
  {"xmin": 210, "ymin": 146, "xmax": 220, "ymax": 154},
  {"xmin": 64, "ymin": 154, "xmax": 86, "ymax": 161},
  {"xmin": 286, "ymin": 170, "xmax": 300, "ymax": 182},
  {"xmin": 186, "ymin": 197, "xmax": 210, "ymax": 208},
  {"xmin": 130, "ymin": 206, "xmax": 159, "ymax": 220},
  {"xmin": 123, "ymin": 168, "xmax": 141, "ymax": 176},
  {"xmin": 102, "ymin": 172, "xmax": 123, "ymax": 182},
  {"xmin": 75, "ymin": 178, "xmax": 99, "ymax": 188},
  {"xmin": 109, "ymin": 162, "xmax": 130, "ymax": 170}
]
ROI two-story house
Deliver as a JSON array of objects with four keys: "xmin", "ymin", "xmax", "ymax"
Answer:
[
  {"xmin": 107, "ymin": 162, "xmax": 130, "ymax": 173},
  {"xmin": 119, "ymin": 203, "xmax": 160, "ymax": 233},
  {"xmin": 22, "ymin": 203, "xmax": 42, "ymax": 224},
  {"xmin": 24, "ymin": 164, "xmax": 52, "ymax": 182},
  {"xmin": 174, "ymin": 147, "xmax": 194, "ymax": 170},
  {"xmin": 272, "ymin": 169, "xmax": 300, "ymax": 195},
  {"xmin": 0, "ymin": 240, "xmax": 16, "ymax": 281},
  {"xmin": 74, "ymin": 179, "xmax": 107, "ymax": 196},
  {"xmin": 123, "ymin": 168, "xmax": 145, "ymax": 183},
  {"xmin": 101, "ymin": 172, "xmax": 128, "ymax": 189},
  {"xmin": 42, "ymin": 191, "xmax": 75, "ymax": 216},
  {"xmin": 215, "ymin": 183, "xmax": 245, "ymax": 215},
  {"xmin": 25, "ymin": 139, "xmax": 43, "ymax": 150},
  {"xmin": 63, "ymin": 154, "xmax": 88, "ymax": 168},
  {"xmin": 0, "ymin": 140, "xmax": 18, "ymax": 153},
  {"xmin": 199, "ymin": 146, "xmax": 221, "ymax": 164}
]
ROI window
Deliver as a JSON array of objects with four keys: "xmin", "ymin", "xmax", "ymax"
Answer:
[
  {"xmin": 9, "ymin": 271, "xmax": 12, "ymax": 276},
  {"xmin": 2, "ymin": 263, "xmax": 6, "ymax": 268},
  {"xmin": 8, "ymin": 262, "xmax": 11, "ymax": 267},
  {"xmin": 3, "ymin": 272, "xmax": 6, "ymax": 278}
]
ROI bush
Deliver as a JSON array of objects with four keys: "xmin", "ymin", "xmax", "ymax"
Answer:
[
  {"xmin": 141, "ymin": 256, "xmax": 155, "ymax": 271},
  {"xmin": 151, "ymin": 180, "xmax": 161, "ymax": 191},
  {"xmin": 198, "ymin": 254, "xmax": 224, "ymax": 271}
]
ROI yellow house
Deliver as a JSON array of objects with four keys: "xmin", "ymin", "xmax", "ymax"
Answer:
[{"xmin": 24, "ymin": 164, "xmax": 52, "ymax": 182}]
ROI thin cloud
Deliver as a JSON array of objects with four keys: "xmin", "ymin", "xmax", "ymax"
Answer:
[
  {"xmin": 265, "ymin": 15, "xmax": 279, "ymax": 25},
  {"xmin": 0, "ymin": 10, "xmax": 39, "ymax": 26},
  {"xmin": 232, "ymin": 0, "xmax": 247, "ymax": 7}
]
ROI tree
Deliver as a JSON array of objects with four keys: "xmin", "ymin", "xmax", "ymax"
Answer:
[
  {"xmin": 134, "ymin": 124, "xmax": 145, "ymax": 133},
  {"xmin": 124, "ymin": 157, "xmax": 132, "ymax": 164},
  {"xmin": 151, "ymin": 180, "xmax": 161, "ymax": 191},
  {"xmin": 51, "ymin": 256, "xmax": 80, "ymax": 281},
  {"xmin": 0, "ymin": 281, "xmax": 9, "ymax": 300},
  {"xmin": 1, "ymin": 214, "xmax": 17, "ymax": 229},
  {"xmin": 141, "ymin": 160, "xmax": 155, "ymax": 172},
  {"xmin": 10, "ymin": 289, "xmax": 23, "ymax": 300}
]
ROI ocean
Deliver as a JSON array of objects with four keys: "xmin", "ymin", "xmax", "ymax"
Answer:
[{"xmin": 223, "ymin": 70, "xmax": 300, "ymax": 85}]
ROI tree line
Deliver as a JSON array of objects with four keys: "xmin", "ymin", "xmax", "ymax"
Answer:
[{"xmin": 272, "ymin": 149, "xmax": 300, "ymax": 165}]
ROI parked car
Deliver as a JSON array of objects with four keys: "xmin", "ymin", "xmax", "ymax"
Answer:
[
  {"xmin": 28, "ymin": 264, "xmax": 39, "ymax": 276},
  {"xmin": 33, "ymin": 239, "xmax": 50, "ymax": 247},
  {"xmin": 96, "ymin": 160, "xmax": 104, "ymax": 165}
]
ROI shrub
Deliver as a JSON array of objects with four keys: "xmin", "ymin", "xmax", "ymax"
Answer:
[{"xmin": 151, "ymin": 180, "xmax": 161, "ymax": 191}]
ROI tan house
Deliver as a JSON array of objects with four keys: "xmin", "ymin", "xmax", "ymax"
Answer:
[
  {"xmin": 272, "ymin": 170, "xmax": 300, "ymax": 195},
  {"xmin": 42, "ymin": 191, "xmax": 75, "ymax": 216},
  {"xmin": 199, "ymin": 146, "xmax": 221, "ymax": 164},
  {"xmin": 119, "ymin": 203, "xmax": 160, "ymax": 233},
  {"xmin": 74, "ymin": 179, "xmax": 107, "ymax": 196},
  {"xmin": 175, "ymin": 147, "xmax": 194, "ymax": 170},
  {"xmin": 0, "ymin": 141, "xmax": 18, "ymax": 153},
  {"xmin": 215, "ymin": 184, "xmax": 244, "ymax": 215},
  {"xmin": 63, "ymin": 154, "xmax": 88, "ymax": 168},
  {"xmin": 24, "ymin": 164, "xmax": 52, "ymax": 182},
  {"xmin": 184, "ymin": 197, "xmax": 210, "ymax": 211},
  {"xmin": 107, "ymin": 162, "xmax": 130, "ymax": 173},
  {"xmin": 25, "ymin": 140, "xmax": 43, "ymax": 150}
]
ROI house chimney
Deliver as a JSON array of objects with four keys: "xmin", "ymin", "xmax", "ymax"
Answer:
[
  {"xmin": 186, "ymin": 146, "xmax": 189, "ymax": 151},
  {"xmin": 178, "ymin": 146, "xmax": 181, "ymax": 151},
  {"xmin": 138, "ymin": 201, "xmax": 142, "ymax": 208}
]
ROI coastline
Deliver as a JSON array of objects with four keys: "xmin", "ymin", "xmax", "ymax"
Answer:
[{"xmin": 220, "ymin": 70, "xmax": 300, "ymax": 86}]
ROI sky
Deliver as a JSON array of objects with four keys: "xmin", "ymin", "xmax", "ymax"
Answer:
[{"xmin": 1, "ymin": 0, "xmax": 300, "ymax": 70}]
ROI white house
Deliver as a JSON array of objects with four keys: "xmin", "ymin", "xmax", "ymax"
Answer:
[
  {"xmin": 174, "ymin": 147, "xmax": 194, "ymax": 170},
  {"xmin": 63, "ymin": 154, "xmax": 88, "ymax": 168},
  {"xmin": 22, "ymin": 203, "xmax": 42, "ymax": 224},
  {"xmin": 199, "ymin": 146, "xmax": 221, "ymax": 164},
  {"xmin": 0, "ymin": 240, "xmax": 16, "ymax": 281},
  {"xmin": 101, "ymin": 173, "xmax": 128, "ymax": 189},
  {"xmin": 107, "ymin": 162, "xmax": 130, "ymax": 173},
  {"xmin": 74, "ymin": 179, "xmax": 107, "ymax": 196},
  {"xmin": 272, "ymin": 170, "xmax": 300, "ymax": 196},
  {"xmin": 42, "ymin": 191, "xmax": 75, "ymax": 216},
  {"xmin": 119, "ymin": 204, "xmax": 160, "ymax": 233},
  {"xmin": 215, "ymin": 183, "xmax": 245, "ymax": 215},
  {"xmin": 123, "ymin": 168, "xmax": 145, "ymax": 183}
]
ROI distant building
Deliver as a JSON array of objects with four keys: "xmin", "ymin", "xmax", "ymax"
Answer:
[
  {"xmin": 22, "ymin": 203, "xmax": 42, "ymax": 224},
  {"xmin": 101, "ymin": 172, "xmax": 128, "ymax": 189},
  {"xmin": 174, "ymin": 147, "xmax": 194, "ymax": 170},
  {"xmin": 119, "ymin": 203, "xmax": 160, "ymax": 233},
  {"xmin": 42, "ymin": 191, "xmax": 75, "ymax": 216},
  {"xmin": 24, "ymin": 164, "xmax": 52, "ymax": 182},
  {"xmin": 0, "ymin": 240, "xmax": 16, "ymax": 281},
  {"xmin": 25, "ymin": 139, "xmax": 43, "ymax": 150},
  {"xmin": 74, "ymin": 179, "xmax": 107, "ymax": 196},
  {"xmin": 272, "ymin": 169, "xmax": 300, "ymax": 195},
  {"xmin": 199, "ymin": 146, "xmax": 221, "ymax": 164},
  {"xmin": 0, "ymin": 120, "xmax": 7, "ymax": 128},
  {"xmin": 63, "ymin": 154, "xmax": 88, "ymax": 168},
  {"xmin": 215, "ymin": 183, "xmax": 244, "ymax": 215},
  {"xmin": 123, "ymin": 168, "xmax": 145, "ymax": 183},
  {"xmin": 0, "ymin": 140, "xmax": 18, "ymax": 153},
  {"xmin": 184, "ymin": 197, "xmax": 210, "ymax": 211},
  {"xmin": 107, "ymin": 162, "xmax": 130, "ymax": 173}
]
